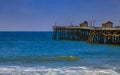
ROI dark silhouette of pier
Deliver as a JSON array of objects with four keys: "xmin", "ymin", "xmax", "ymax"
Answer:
[{"xmin": 52, "ymin": 21, "xmax": 120, "ymax": 45}]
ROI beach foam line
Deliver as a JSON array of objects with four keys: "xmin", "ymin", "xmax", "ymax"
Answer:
[
  {"xmin": 0, "ymin": 66, "xmax": 120, "ymax": 75},
  {"xmin": 0, "ymin": 56, "xmax": 79, "ymax": 62}
]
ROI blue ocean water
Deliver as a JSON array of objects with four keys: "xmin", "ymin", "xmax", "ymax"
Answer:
[{"xmin": 0, "ymin": 32, "xmax": 120, "ymax": 75}]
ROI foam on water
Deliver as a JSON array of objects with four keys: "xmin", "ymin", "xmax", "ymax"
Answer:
[{"xmin": 0, "ymin": 66, "xmax": 119, "ymax": 75}]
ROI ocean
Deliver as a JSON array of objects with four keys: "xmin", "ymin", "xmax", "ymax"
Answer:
[{"xmin": 0, "ymin": 31, "xmax": 120, "ymax": 75}]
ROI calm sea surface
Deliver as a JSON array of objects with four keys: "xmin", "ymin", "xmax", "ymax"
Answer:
[{"xmin": 0, "ymin": 32, "xmax": 120, "ymax": 75}]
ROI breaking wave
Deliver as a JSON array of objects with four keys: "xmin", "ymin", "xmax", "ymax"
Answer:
[
  {"xmin": 0, "ymin": 56, "xmax": 79, "ymax": 62},
  {"xmin": 0, "ymin": 66, "xmax": 119, "ymax": 75}
]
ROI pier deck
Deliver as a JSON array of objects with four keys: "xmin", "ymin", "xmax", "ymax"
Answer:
[{"xmin": 53, "ymin": 26, "xmax": 120, "ymax": 45}]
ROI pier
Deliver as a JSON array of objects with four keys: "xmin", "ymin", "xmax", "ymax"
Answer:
[{"xmin": 52, "ymin": 21, "xmax": 120, "ymax": 45}]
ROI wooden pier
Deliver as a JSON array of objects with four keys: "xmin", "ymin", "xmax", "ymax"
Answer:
[{"xmin": 52, "ymin": 22, "xmax": 120, "ymax": 45}]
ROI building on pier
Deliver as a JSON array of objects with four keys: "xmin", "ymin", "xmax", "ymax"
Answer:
[
  {"xmin": 102, "ymin": 21, "xmax": 113, "ymax": 28},
  {"xmin": 80, "ymin": 21, "xmax": 88, "ymax": 27}
]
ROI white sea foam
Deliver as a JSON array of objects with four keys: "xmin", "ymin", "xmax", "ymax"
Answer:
[{"xmin": 0, "ymin": 66, "xmax": 120, "ymax": 75}]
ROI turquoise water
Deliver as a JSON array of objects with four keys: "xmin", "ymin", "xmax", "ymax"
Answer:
[{"xmin": 0, "ymin": 32, "xmax": 120, "ymax": 75}]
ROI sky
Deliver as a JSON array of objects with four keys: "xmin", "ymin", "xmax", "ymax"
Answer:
[{"xmin": 0, "ymin": 0, "xmax": 120, "ymax": 31}]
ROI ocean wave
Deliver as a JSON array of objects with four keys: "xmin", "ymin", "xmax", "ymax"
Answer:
[
  {"xmin": 0, "ymin": 66, "xmax": 119, "ymax": 75},
  {"xmin": 0, "ymin": 56, "xmax": 79, "ymax": 62}
]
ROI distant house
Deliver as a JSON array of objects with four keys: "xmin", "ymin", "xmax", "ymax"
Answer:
[
  {"xmin": 102, "ymin": 21, "xmax": 113, "ymax": 28},
  {"xmin": 80, "ymin": 21, "xmax": 88, "ymax": 27}
]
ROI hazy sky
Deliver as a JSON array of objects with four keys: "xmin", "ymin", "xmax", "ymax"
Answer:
[{"xmin": 0, "ymin": 0, "xmax": 120, "ymax": 31}]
